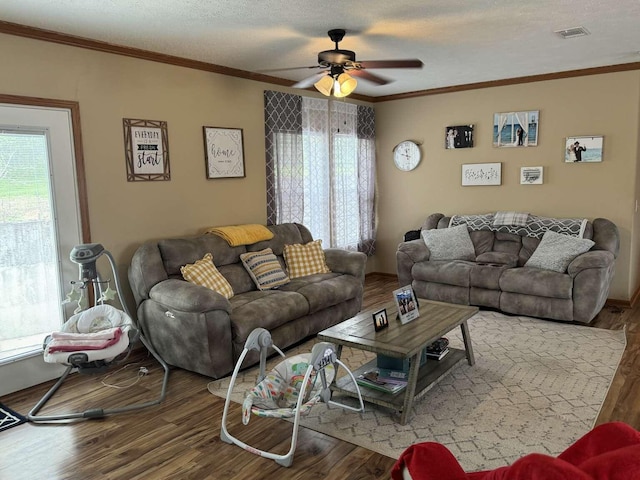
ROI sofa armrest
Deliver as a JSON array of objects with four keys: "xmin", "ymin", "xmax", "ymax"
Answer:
[
  {"xmin": 398, "ymin": 239, "xmax": 431, "ymax": 263},
  {"xmin": 397, "ymin": 240, "xmax": 431, "ymax": 287},
  {"xmin": 567, "ymin": 250, "xmax": 615, "ymax": 276},
  {"xmin": 148, "ymin": 279, "xmax": 232, "ymax": 314},
  {"xmin": 324, "ymin": 249, "xmax": 367, "ymax": 284}
]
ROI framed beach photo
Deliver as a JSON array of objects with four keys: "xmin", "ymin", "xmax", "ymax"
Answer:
[
  {"xmin": 372, "ymin": 308, "xmax": 389, "ymax": 332},
  {"xmin": 493, "ymin": 110, "xmax": 539, "ymax": 147},
  {"xmin": 564, "ymin": 136, "xmax": 603, "ymax": 163},
  {"xmin": 445, "ymin": 125, "xmax": 474, "ymax": 149},
  {"xmin": 393, "ymin": 285, "xmax": 419, "ymax": 324}
]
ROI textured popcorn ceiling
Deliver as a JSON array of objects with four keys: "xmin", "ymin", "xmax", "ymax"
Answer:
[{"xmin": 2, "ymin": 0, "xmax": 640, "ymax": 97}]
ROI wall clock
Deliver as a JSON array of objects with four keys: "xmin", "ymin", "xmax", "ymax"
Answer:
[{"xmin": 393, "ymin": 140, "xmax": 422, "ymax": 171}]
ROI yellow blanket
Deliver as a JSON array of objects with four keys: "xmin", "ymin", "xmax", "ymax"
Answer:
[{"xmin": 204, "ymin": 224, "xmax": 274, "ymax": 247}]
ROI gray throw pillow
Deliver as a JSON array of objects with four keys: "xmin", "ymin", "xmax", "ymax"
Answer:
[
  {"xmin": 525, "ymin": 230, "xmax": 595, "ymax": 273},
  {"xmin": 421, "ymin": 224, "xmax": 475, "ymax": 261}
]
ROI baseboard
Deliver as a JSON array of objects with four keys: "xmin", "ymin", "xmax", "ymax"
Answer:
[{"xmin": 366, "ymin": 272, "xmax": 398, "ymax": 279}]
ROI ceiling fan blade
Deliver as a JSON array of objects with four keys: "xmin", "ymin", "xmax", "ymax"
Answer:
[
  {"xmin": 349, "ymin": 69, "xmax": 390, "ymax": 86},
  {"xmin": 357, "ymin": 59, "xmax": 423, "ymax": 69},
  {"xmin": 259, "ymin": 65, "xmax": 323, "ymax": 73},
  {"xmin": 292, "ymin": 71, "xmax": 328, "ymax": 89}
]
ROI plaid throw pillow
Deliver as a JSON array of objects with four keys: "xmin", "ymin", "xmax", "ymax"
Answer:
[
  {"xmin": 283, "ymin": 240, "xmax": 331, "ymax": 279},
  {"xmin": 180, "ymin": 253, "xmax": 234, "ymax": 299},
  {"xmin": 240, "ymin": 248, "xmax": 290, "ymax": 290}
]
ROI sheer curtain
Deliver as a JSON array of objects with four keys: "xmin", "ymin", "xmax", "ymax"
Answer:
[
  {"xmin": 513, "ymin": 111, "xmax": 530, "ymax": 146},
  {"xmin": 264, "ymin": 90, "xmax": 376, "ymax": 254}
]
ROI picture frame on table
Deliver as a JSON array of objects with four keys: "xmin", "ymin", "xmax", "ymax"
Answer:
[
  {"xmin": 123, "ymin": 118, "xmax": 171, "ymax": 182},
  {"xmin": 203, "ymin": 126, "xmax": 245, "ymax": 178},
  {"xmin": 393, "ymin": 285, "xmax": 420, "ymax": 324},
  {"xmin": 372, "ymin": 308, "xmax": 389, "ymax": 332}
]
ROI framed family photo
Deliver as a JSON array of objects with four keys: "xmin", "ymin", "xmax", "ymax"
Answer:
[
  {"xmin": 372, "ymin": 308, "xmax": 389, "ymax": 332},
  {"xmin": 564, "ymin": 136, "xmax": 603, "ymax": 163},
  {"xmin": 203, "ymin": 126, "xmax": 245, "ymax": 178},
  {"xmin": 393, "ymin": 285, "xmax": 419, "ymax": 324}
]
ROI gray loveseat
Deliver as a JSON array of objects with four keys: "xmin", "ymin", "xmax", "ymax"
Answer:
[
  {"xmin": 397, "ymin": 213, "xmax": 619, "ymax": 323},
  {"xmin": 129, "ymin": 223, "xmax": 366, "ymax": 378}
]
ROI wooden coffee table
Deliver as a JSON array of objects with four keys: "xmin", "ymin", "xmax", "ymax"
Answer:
[{"xmin": 318, "ymin": 299, "xmax": 478, "ymax": 425}]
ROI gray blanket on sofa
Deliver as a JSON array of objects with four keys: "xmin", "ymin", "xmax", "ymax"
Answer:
[{"xmin": 449, "ymin": 212, "xmax": 587, "ymax": 239}]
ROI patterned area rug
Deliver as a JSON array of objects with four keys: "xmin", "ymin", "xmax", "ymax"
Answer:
[
  {"xmin": 0, "ymin": 403, "xmax": 27, "ymax": 432},
  {"xmin": 208, "ymin": 311, "xmax": 626, "ymax": 472}
]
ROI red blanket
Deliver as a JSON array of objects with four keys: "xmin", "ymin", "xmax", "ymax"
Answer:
[{"xmin": 391, "ymin": 422, "xmax": 640, "ymax": 480}]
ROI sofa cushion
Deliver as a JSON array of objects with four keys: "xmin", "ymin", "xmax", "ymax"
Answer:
[
  {"xmin": 159, "ymin": 235, "xmax": 246, "ymax": 275},
  {"xmin": 525, "ymin": 230, "xmax": 595, "ymax": 273},
  {"xmin": 500, "ymin": 267, "xmax": 573, "ymax": 299},
  {"xmin": 475, "ymin": 252, "xmax": 518, "ymax": 267},
  {"xmin": 279, "ymin": 273, "xmax": 362, "ymax": 314},
  {"xmin": 421, "ymin": 224, "xmax": 475, "ymax": 261},
  {"xmin": 229, "ymin": 290, "xmax": 310, "ymax": 341},
  {"xmin": 240, "ymin": 248, "xmax": 290, "ymax": 290},
  {"xmin": 284, "ymin": 240, "xmax": 331, "ymax": 278},
  {"xmin": 470, "ymin": 263, "xmax": 512, "ymax": 290},
  {"xmin": 180, "ymin": 253, "xmax": 234, "ymax": 299},
  {"xmin": 412, "ymin": 260, "xmax": 472, "ymax": 287}
]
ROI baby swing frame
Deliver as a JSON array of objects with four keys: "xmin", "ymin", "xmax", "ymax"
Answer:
[
  {"xmin": 28, "ymin": 243, "xmax": 170, "ymax": 422},
  {"xmin": 220, "ymin": 328, "xmax": 365, "ymax": 467}
]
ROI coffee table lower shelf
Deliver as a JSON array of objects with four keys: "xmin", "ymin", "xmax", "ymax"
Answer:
[{"xmin": 332, "ymin": 348, "xmax": 466, "ymax": 413}]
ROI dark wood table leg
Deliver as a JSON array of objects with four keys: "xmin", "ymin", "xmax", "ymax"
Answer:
[
  {"xmin": 399, "ymin": 352, "xmax": 421, "ymax": 425},
  {"xmin": 460, "ymin": 320, "xmax": 475, "ymax": 366}
]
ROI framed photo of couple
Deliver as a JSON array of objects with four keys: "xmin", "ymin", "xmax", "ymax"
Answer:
[{"xmin": 393, "ymin": 285, "xmax": 419, "ymax": 324}]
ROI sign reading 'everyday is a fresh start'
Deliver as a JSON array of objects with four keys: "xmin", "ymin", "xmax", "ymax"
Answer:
[{"xmin": 131, "ymin": 126, "xmax": 165, "ymax": 175}]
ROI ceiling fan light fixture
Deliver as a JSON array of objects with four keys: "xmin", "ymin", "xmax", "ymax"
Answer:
[
  {"xmin": 336, "ymin": 73, "xmax": 357, "ymax": 97},
  {"xmin": 314, "ymin": 74, "xmax": 334, "ymax": 96}
]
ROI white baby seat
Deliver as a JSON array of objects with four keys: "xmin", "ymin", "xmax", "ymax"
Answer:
[
  {"xmin": 28, "ymin": 243, "xmax": 170, "ymax": 422},
  {"xmin": 220, "ymin": 328, "xmax": 365, "ymax": 467},
  {"xmin": 43, "ymin": 304, "xmax": 135, "ymax": 367}
]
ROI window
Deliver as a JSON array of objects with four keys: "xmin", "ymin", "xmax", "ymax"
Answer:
[
  {"xmin": 264, "ymin": 91, "xmax": 376, "ymax": 254},
  {"xmin": 0, "ymin": 99, "xmax": 87, "ymax": 394}
]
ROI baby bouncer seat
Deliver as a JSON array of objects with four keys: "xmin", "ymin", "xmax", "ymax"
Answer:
[
  {"xmin": 220, "ymin": 328, "xmax": 365, "ymax": 467},
  {"xmin": 28, "ymin": 243, "xmax": 170, "ymax": 422}
]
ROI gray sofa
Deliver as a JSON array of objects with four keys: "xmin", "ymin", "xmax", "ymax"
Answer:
[
  {"xmin": 397, "ymin": 213, "xmax": 619, "ymax": 323},
  {"xmin": 128, "ymin": 223, "xmax": 366, "ymax": 378}
]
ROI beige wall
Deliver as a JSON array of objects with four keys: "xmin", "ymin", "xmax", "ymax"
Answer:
[
  {"xmin": 0, "ymin": 34, "xmax": 292, "ymax": 281},
  {"xmin": 373, "ymin": 72, "xmax": 640, "ymax": 301},
  {"xmin": 2, "ymin": 33, "xmax": 639, "ymax": 303}
]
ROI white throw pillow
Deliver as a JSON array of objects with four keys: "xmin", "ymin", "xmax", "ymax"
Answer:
[
  {"xmin": 421, "ymin": 224, "xmax": 475, "ymax": 261},
  {"xmin": 525, "ymin": 230, "xmax": 595, "ymax": 273}
]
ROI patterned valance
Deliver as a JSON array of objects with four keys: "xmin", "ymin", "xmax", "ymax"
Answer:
[{"xmin": 449, "ymin": 212, "xmax": 587, "ymax": 239}]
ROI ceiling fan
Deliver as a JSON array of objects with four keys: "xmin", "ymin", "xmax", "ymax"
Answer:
[{"xmin": 274, "ymin": 29, "xmax": 423, "ymax": 97}]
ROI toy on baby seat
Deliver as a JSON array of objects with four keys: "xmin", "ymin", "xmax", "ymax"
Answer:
[{"xmin": 220, "ymin": 328, "xmax": 365, "ymax": 467}]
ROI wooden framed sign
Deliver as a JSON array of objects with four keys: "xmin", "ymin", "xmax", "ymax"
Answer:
[
  {"xmin": 203, "ymin": 126, "xmax": 245, "ymax": 179},
  {"xmin": 123, "ymin": 118, "xmax": 170, "ymax": 181}
]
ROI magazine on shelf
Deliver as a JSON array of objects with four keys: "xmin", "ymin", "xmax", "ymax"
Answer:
[
  {"xmin": 425, "ymin": 348, "xmax": 450, "ymax": 361},
  {"xmin": 356, "ymin": 369, "xmax": 407, "ymax": 394}
]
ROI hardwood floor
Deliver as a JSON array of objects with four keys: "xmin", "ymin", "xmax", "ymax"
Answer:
[{"xmin": 1, "ymin": 273, "xmax": 638, "ymax": 479}]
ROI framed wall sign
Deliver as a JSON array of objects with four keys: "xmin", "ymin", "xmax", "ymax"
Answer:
[
  {"xmin": 462, "ymin": 162, "xmax": 502, "ymax": 186},
  {"xmin": 123, "ymin": 118, "xmax": 170, "ymax": 181},
  {"xmin": 521, "ymin": 166, "xmax": 544, "ymax": 184},
  {"xmin": 203, "ymin": 126, "xmax": 245, "ymax": 178}
]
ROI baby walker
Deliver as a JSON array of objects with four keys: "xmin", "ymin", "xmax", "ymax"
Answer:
[
  {"xmin": 220, "ymin": 328, "xmax": 365, "ymax": 467},
  {"xmin": 28, "ymin": 243, "xmax": 170, "ymax": 422}
]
